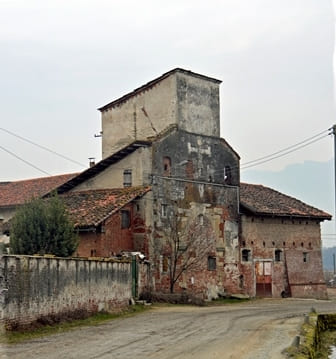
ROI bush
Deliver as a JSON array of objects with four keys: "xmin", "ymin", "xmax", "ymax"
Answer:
[{"xmin": 10, "ymin": 193, "xmax": 78, "ymax": 256}]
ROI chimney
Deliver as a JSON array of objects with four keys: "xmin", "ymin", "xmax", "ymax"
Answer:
[{"xmin": 88, "ymin": 157, "xmax": 95, "ymax": 168}]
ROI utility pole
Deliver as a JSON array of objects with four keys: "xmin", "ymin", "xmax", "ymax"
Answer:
[{"xmin": 333, "ymin": 125, "xmax": 336, "ymax": 234}]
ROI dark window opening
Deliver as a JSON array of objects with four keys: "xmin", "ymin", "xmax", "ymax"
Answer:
[
  {"xmin": 275, "ymin": 249, "xmax": 282, "ymax": 262},
  {"xmin": 242, "ymin": 249, "xmax": 251, "ymax": 262},
  {"xmin": 239, "ymin": 274, "xmax": 244, "ymax": 289},
  {"xmin": 208, "ymin": 256, "xmax": 216, "ymax": 270},
  {"xmin": 123, "ymin": 169, "xmax": 132, "ymax": 187},
  {"xmin": 224, "ymin": 166, "xmax": 232, "ymax": 184},
  {"xmin": 263, "ymin": 241, "xmax": 266, "ymax": 247},
  {"xmin": 303, "ymin": 252, "xmax": 308, "ymax": 263},
  {"xmin": 121, "ymin": 210, "xmax": 131, "ymax": 229},
  {"xmin": 163, "ymin": 157, "xmax": 171, "ymax": 176},
  {"xmin": 90, "ymin": 249, "xmax": 97, "ymax": 257}
]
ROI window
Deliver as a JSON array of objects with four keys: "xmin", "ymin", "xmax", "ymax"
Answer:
[
  {"xmin": 121, "ymin": 210, "xmax": 130, "ymax": 229},
  {"xmin": 224, "ymin": 166, "xmax": 232, "ymax": 184},
  {"xmin": 303, "ymin": 252, "xmax": 308, "ymax": 263},
  {"xmin": 275, "ymin": 249, "xmax": 282, "ymax": 262},
  {"xmin": 242, "ymin": 249, "xmax": 251, "ymax": 262},
  {"xmin": 208, "ymin": 256, "xmax": 216, "ymax": 270},
  {"xmin": 161, "ymin": 204, "xmax": 167, "ymax": 218},
  {"xmin": 163, "ymin": 157, "xmax": 171, "ymax": 176},
  {"xmin": 123, "ymin": 169, "xmax": 132, "ymax": 187},
  {"xmin": 162, "ymin": 256, "xmax": 170, "ymax": 273}
]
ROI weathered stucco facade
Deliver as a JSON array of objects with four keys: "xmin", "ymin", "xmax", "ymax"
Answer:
[{"xmin": 99, "ymin": 69, "xmax": 221, "ymax": 159}]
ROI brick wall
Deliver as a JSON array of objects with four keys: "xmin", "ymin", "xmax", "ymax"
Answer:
[
  {"xmin": 75, "ymin": 203, "xmax": 135, "ymax": 257},
  {"xmin": 0, "ymin": 255, "xmax": 136, "ymax": 330},
  {"xmin": 240, "ymin": 215, "xmax": 327, "ymax": 299}
]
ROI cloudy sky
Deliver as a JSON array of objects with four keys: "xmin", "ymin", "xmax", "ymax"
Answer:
[{"xmin": 0, "ymin": 0, "xmax": 335, "ymax": 181}]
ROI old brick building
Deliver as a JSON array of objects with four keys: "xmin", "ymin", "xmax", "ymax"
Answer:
[
  {"xmin": 0, "ymin": 69, "xmax": 331, "ymax": 299},
  {"xmin": 240, "ymin": 183, "xmax": 330, "ymax": 299}
]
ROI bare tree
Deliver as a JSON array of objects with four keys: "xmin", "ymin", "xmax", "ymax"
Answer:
[{"xmin": 162, "ymin": 209, "xmax": 215, "ymax": 293}]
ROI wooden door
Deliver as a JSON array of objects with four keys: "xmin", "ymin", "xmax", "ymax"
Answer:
[{"xmin": 255, "ymin": 261, "xmax": 272, "ymax": 297}]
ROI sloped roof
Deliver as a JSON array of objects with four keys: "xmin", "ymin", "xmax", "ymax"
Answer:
[
  {"xmin": 240, "ymin": 183, "xmax": 331, "ymax": 220},
  {"xmin": 62, "ymin": 186, "xmax": 151, "ymax": 228},
  {"xmin": 98, "ymin": 68, "xmax": 222, "ymax": 112},
  {"xmin": 53, "ymin": 141, "xmax": 151, "ymax": 195},
  {"xmin": 0, "ymin": 173, "xmax": 78, "ymax": 207}
]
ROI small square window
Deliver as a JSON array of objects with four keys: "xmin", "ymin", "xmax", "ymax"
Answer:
[
  {"xmin": 121, "ymin": 210, "xmax": 130, "ymax": 229},
  {"xmin": 208, "ymin": 256, "xmax": 216, "ymax": 271},
  {"xmin": 242, "ymin": 249, "xmax": 251, "ymax": 262}
]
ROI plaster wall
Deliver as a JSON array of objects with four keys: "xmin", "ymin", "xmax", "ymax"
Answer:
[
  {"xmin": 101, "ymin": 76, "xmax": 177, "ymax": 159},
  {"xmin": 72, "ymin": 147, "xmax": 152, "ymax": 191},
  {"xmin": 0, "ymin": 255, "xmax": 132, "ymax": 329},
  {"xmin": 176, "ymin": 72, "xmax": 220, "ymax": 137}
]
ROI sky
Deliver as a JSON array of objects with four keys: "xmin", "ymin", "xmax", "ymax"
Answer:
[{"xmin": 0, "ymin": 0, "xmax": 335, "ymax": 181}]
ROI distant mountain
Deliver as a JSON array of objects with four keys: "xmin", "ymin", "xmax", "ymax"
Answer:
[
  {"xmin": 322, "ymin": 246, "xmax": 336, "ymax": 271},
  {"xmin": 242, "ymin": 159, "xmax": 335, "ymax": 253}
]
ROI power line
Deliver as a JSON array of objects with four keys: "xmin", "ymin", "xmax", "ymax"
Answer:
[
  {"xmin": 241, "ymin": 133, "xmax": 330, "ymax": 170},
  {"xmin": 241, "ymin": 129, "xmax": 330, "ymax": 167},
  {"xmin": 0, "ymin": 144, "xmax": 51, "ymax": 176},
  {"xmin": 0, "ymin": 127, "xmax": 86, "ymax": 168}
]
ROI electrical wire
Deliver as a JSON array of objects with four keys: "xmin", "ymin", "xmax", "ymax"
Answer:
[
  {"xmin": 241, "ymin": 133, "xmax": 330, "ymax": 170},
  {"xmin": 241, "ymin": 129, "xmax": 330, "ymax": 167},
  {"xmin": 0, "ymin": 127, "xmax": 86, "ymax": 168},
  {"xmin": 0, "ymin": 144, "xmax": 51, "ymax": 176}
]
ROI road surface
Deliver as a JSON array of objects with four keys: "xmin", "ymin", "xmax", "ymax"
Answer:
[{"xmin": 1, "ymin": 297, "xmax": 336, "ymax": 359}]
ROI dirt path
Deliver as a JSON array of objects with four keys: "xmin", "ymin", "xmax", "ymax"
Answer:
[{"xmin": 1, "ymin": 298, "xmax": 336, "ymax": 359}]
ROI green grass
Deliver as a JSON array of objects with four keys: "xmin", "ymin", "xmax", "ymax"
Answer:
[{"xmin": 0, "ymin": 305, "xmax": 149, "ymax": 345}]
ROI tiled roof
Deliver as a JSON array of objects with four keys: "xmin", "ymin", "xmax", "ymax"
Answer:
[
  {"xmin": 0, "ymin": 173, "xmax": 78, "ymax": 207},
  {"xmin": 61, "ymin": 186, "xmax": 151, "ymax": 228},
  {"xmin": 240, "ymin": 183, "xmax": 331, "ymax": 220}
]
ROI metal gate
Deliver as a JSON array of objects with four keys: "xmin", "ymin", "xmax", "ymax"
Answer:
[
  {"xmin": 255, "ymin": 261, "xmax": 272, "ymax": 297},
  {"xmin": 131, "ymin": 256, "xmax": 138, "ymax": 298}
]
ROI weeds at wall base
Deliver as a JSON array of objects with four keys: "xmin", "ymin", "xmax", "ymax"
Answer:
[{"xmin": 0, "ymin": 305, "xmax": 149, "ymax": 345}]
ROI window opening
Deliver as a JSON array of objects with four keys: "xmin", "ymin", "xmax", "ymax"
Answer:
[
  {"xmin": 303, "ymin": 252, "xmax": 308, "ymax": 263},
  {"xmin": 275, "ymin": 249, "xmax": 282, "ymax": 262},
  {"xmin": 163, "ymin": 157, "xmax": 171, "ymax": 176},
  {"xmin": 208, "ymin": 256, "xmax": 216, "ymax": 270},
  {"xmin": 121, "ymin": 210, "xmax": 130, "ymax": 229},
  {"xmin": 161, "ymin": 204, "xmax": 167, "ymax": 218},
  {"xmin": 123, "ymin": 169, "xmax": 132, "ymax": 187},
  {"xmin": 162, "ymin": 256, "xmax": 170, "ymax": 273},
  {"xmin": 224, "ymin": 166, "xmax": 232, "ymax": 184},
  {"xmin": 242, "ymin": 249, "xmax": 251, "ymax": 262}
]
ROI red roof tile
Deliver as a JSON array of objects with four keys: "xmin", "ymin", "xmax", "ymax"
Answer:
[
  {"xmin": 61, "ymin": 186, "xmax": 151, "ymax": 228},
  {"xmin": 240, "ymin": 183, "xmax": 331, "ymax": 220},
  {"xmin": 0, "ymin": 174, "xmax": 78, "ymax": 207}
]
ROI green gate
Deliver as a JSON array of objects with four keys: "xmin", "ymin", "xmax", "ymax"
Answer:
[{"xmin": 131, "ymin": 256, "xmax": 138, "ymax": 298}]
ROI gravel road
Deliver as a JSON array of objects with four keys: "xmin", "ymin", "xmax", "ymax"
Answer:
[{"xmin": 1, "ymin": 297, "xmax": 336, "ymax": 359}]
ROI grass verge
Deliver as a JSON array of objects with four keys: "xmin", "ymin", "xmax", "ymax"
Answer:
[{"xmin": 0, "ymin": 304, "xmax": 149, "ymax": 345}]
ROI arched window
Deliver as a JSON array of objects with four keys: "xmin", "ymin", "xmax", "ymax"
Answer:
[
  {"xmin": 163, "ymin": 156, "xmax": 171, "ymax": 176},
  {"xmin": 224, "ymin": 166, "xmax": 232, "ymax": 184}
]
